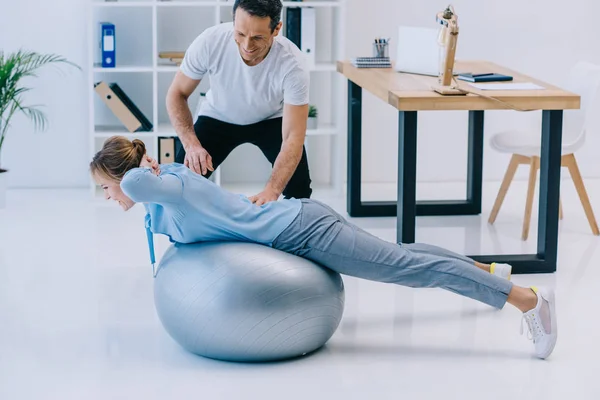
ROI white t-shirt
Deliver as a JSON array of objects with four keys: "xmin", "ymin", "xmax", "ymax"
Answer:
[{"xmin": 180, "ymin": 22, "xmax": 310, "ymax": 126}]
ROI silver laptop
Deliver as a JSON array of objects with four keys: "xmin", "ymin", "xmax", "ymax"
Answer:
[{"xmin": 394, "ymin": 26, "xmax": 450, "ymax": 76}]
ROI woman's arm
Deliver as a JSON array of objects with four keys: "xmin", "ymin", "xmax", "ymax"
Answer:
[{"xmin": 121, "ymin": 167, "xmax": 183, "ymax": 204}]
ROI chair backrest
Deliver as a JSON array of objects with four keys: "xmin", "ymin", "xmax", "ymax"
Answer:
[{"xmin": 562, "ymin": 61, "xmax": 600, "ymax": 145}]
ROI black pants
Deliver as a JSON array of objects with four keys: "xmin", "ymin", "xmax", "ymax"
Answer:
[{"xmin": 175, "ymin": 116, "xmax": 312, "ymax": 199}]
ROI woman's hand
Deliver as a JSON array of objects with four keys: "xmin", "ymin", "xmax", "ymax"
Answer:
[{"xmin": 140, "ymin": 154, "xmax": 161, "ymax": 176}]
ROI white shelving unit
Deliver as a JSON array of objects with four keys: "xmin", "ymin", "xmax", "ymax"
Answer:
[{"xmin": 88, "ymin": 0, "xmax": 347, "ymax": 199}]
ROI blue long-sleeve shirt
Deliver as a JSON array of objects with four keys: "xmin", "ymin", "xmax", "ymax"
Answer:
[{"xmin": 120, "ymin": 163, "xmax": 302, "ymax": 247}]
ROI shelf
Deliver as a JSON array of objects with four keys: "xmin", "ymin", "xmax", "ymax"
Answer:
[
  {"xmin": 281, "ymin": 1, "xmax": 343, "ymax": 7},
  {"xmin": 90, "ymin": 0, "xmax": 346, "ymax": 193},
  {"xmin": 93, "ymin": 2, "xmax": 153, "ymax": 8},
  {"xmin": 92, "ymin": 124, "xmax": 339, "ymax": 138},
  {"xmin": 156, "ymin": 64, "xmax": 337, "ymax": 72},
  {"xmin": 92, "ymin": 0, "xmax": 344, "ymax": 8},
  {"xmin": 307, "ymin": 124, "xmax": 339, "ymax": 136},
  {"xmin": 94, "ymin": 125, "xmax": 154, "ymax": 137},
  {"xmin": 157, "ymin": 65, "xmax": 181, "ymax": 72},
  {"xmin": 219, "ymin": 1, "xmax": 345, "ymax": 7},
  {"xmin": 155, "ymin": 124, "xmax": 176, "ymax": 135},
  {"xmin": 92, "ymin": 7, "xmax": 154, "ymax": 67},
  {"xmin": 157, "ymin": 1, "xmax": 221, "ymax": 6},
  {"xmin": 93, "ymin": 65, "xmax": 154, "ymax": 73},
  {"xmin": 154, "ymin": 123, "xmax": 338, "ymax": 137}
]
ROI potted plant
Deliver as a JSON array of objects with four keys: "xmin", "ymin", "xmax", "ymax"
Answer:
[
  {"xmin": 0, "ymin": 49, "xmax": 80, "ymax": 208},
  {"xmin": 307, "ymin": 104, "xmax": 318, "ymax": 130}
]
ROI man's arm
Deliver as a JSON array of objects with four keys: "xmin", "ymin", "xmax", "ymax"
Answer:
[
  {"xmin": 166, "ymin": 72, "xmax": 214, "ymax": 175},
  {"xmin": 249, "ymin": 103, "xmax": 308, "ymax": 205},
  {"xmin": 166, "ymin": 71, "xmax": 200, "ymax": 149}
]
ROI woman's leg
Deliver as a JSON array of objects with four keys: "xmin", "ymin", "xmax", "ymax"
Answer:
[
  {"xmin": 272, "ymin": 199, "xmax": 556, "ymax": 358},
  {"xmin": 273, "ymin": 200, "xmax": 513, "ymax": 309},
  {"xmin": 405, "ymin": 244, "xmax": 501, "ymax": 274},
  {"xmin": 308, "ymin": 199, "xmax": 500, "ymax": 275}
]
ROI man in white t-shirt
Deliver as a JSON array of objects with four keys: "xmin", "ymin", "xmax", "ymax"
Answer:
[{"xmin": 166, "ymin": 0, "xmax": 312, "ymax": 205}]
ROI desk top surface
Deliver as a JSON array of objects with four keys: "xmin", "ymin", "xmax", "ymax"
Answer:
[{"xmin": 337, "ymin": 60, "xmax": 580, "ymax": 111}]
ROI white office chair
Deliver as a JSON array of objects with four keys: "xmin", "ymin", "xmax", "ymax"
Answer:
[{"xmin": 488, "ymin": 61, "xmax": 600, "ymax": 240}]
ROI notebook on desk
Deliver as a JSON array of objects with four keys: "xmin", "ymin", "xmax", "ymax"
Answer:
[
  {"xmin": 457, "ymin": 73, "xmax": 513, "ymax": 82},
  {"xmin": 351, "ymin": 57, "xmax": 392, "ymax": 68}
]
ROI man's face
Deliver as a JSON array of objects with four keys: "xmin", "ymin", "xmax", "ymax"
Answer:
[{"xmin": 233, "ymin": 7, "xmax": 282, "ymax": 66}]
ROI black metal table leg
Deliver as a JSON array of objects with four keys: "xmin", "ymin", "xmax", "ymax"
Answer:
[
  {"xmin": 397, "ymin": 111, "xmax": 418, "ymax": 244},
  {"xmin": 346, "ymin": 80, "xmax": 364, "ymax": 217},
  {"xmin": 416, "ymin": 110, "xmax": 485, "ymax": 215},
  {"xmin": 536, "ymin": 110, "xmax": 563, "ymax": 270},
  {"xmin": 467, "ymin": 110, "xmax": 484, "ymax": 213},
  {"xmin": 345, "ymin": 82, "xmax": 485, "ymax": 218},
  {"xmin": 346, "ymin": 80, "xmax": 396, "ymax": 216},
  {"xmin": 470, "ymin": 110, "xmax": 563, "ymax": 274}
]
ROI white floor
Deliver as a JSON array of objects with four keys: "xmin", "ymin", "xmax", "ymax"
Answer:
[{"xmin": 1, "ymin": 179, "xmax": 599, "ymax": 400}]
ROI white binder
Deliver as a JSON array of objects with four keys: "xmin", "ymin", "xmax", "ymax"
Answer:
[{"xmin": 300, "ymin": 7, "xmax": 316, "ymax": 67}]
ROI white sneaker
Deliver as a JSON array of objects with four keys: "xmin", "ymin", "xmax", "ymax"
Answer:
[
  {"xmin": 521, "ymin": 286, "xmax": 557, "ymax": 359},
  {"xmin": 491, "ymin": 262, "xmax": 512, "ymax": 281}
]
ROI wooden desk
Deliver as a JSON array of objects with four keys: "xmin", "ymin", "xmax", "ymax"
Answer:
[{"xmin": 337, "ymin": 60, "xmax": 581, "ymax": 274}]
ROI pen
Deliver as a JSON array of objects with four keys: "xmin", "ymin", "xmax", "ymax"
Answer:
[{"xmin": 374, "ymin": 38, "xmax": 390, "ymax": 44}]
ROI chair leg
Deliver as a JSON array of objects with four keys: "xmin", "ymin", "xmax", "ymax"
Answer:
[
  {"xmin": 522, "ymin": 156, "xmax": 540, "ymax": 241},
  {"xmin": 563, "ymin": 153, "xmax": 600, "ymax": 235},
  {"xmin": 488, "ymin": 154, "xmax": 525, "ymax": 224},
  {"xmin": 559, "ymin": 197, "xmax": 564, "ymax": 220}
]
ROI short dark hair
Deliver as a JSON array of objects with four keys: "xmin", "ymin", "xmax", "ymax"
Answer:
[{"xmin": 233, "ymin": 0, "xmax": 282, "ymax": 32}]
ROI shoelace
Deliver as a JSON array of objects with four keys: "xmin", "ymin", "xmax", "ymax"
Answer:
[{"xmin": 520, "ymin": 312, "xmax": 543, "ymax": 342}]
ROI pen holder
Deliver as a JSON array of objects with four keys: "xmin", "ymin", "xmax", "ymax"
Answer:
[{"xmin": 373, "ymin": 42, "xmax": 389, "ymax": 58}]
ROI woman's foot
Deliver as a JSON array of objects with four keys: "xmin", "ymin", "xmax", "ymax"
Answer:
[
  {"xmin": 474, "ymin": 261, "xmax": 512, "ymax": 281},
  {"xmin": 490, "ymin": 262, "xmax": 512, "ymax": 281},
  {"xmin": 521, "ymin": 286, "xmax": 557, "ymax": 359},
  {"xmin": 507, "ymin": 285, "xmax": 557, "ymax": 359}
]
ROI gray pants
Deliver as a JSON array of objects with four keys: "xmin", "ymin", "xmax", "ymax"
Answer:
[{"xmin": 272, "ymin": 199, "xmax": 513, "ymax": 309}]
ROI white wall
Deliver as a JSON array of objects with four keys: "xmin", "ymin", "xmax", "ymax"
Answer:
[
  {"xmin": 2, "ymin": 0, "xmax": 600, "ymax": 189},
  {"xmin": 345, "ymin": 0, "xmax": 600, "ymax": 186},
  {"xmin": 0, "ymin": 0, "xmax": 89, "ymax": 188}
]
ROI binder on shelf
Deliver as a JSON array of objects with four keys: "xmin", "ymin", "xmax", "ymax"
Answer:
[
  {"xmin": 300, "ymin": 7, "xmax": 316, "ymax": 67},
  {"xmin": 100, "ymin": 22, "xmax": 116, "ymax": 68},
  {"xmin": 285, "ymin": 6, "xmax": 316, "ymax": 67},
  {"xmin": 158, "ymin": 136, "xmax": 183, "ymax": 164},
  {"xmin": 94, "ymin": 81, "xmax": 153, "ymax": 133},
  {"xmin": 286, "ymin": 7, "xmax": 302, "ymax": 49}
]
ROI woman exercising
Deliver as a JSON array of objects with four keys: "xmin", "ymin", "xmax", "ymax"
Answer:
[{"xmin": 90, "ymin": 136, "xmax": 557, "ymax": 359}]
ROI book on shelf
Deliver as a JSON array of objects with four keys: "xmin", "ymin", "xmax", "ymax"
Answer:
[
  {"xmin": 159, "ymin": 51, "xmax": 185, "ymax": 66},
  {"xmin": 94, "ymin": 81, "xmax": 153, "ymax": 133}
]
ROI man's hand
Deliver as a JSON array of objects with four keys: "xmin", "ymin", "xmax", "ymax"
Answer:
[
  {"xmin": 139, "ymin": 155, "xmax": 161, "ymax": 176},
  {"xmin": 249, "ymin": 186, "xmax": 281, "ymax": 206},
  {"xmin": 259, "ymin": 103, "xmax": 308, "ymax": 202},
  {"xmin": 184, "ymin": 143, "xmax": 214, "ymax": 176}
]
